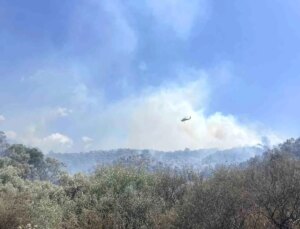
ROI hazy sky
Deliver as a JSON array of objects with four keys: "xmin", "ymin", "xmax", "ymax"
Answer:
[{"xmin": 0, "ymin": 0, "xmax": 299, "ymax": 152}]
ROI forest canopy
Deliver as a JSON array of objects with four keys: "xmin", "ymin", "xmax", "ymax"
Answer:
[{"xmin": 0, "ymin": 131, "xmax": 300, "ymax": 229}]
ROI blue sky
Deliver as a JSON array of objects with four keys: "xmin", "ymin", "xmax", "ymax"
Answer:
[{"xmin": 0, "ymin": 0, "xmax": 299, "ymax": 152}]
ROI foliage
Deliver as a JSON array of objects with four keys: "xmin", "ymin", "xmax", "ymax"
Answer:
[{"xmin": 1, "ymin": 135, "xmax": 300, "ymax": 228}]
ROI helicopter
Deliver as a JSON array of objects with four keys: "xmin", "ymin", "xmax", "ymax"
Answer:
[{"xmin": 181, "ymin": 116, "xmax": 191, "ymax": 122}]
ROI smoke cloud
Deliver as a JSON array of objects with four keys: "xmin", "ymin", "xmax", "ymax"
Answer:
[
  {"xmin": 92, "ymin": 75, "xmax": 280, "ymax": 151},
  {"xmin": 2, "ymin": 68, "xmax": 282, "ymax": 153}
]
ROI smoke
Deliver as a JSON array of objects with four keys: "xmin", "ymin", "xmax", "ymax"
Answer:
[
  {"xmin": 1, "ymin": 68, "xmax": 282, "ymax": 153},
  {"xmin": 94, "ymin": 76, "xmax": 280, "ymax": 151}
]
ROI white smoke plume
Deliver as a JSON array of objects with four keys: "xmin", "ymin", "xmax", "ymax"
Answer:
[{"xmin": 95, "ymin": 76, "xmax": 280, "ymax": 151}]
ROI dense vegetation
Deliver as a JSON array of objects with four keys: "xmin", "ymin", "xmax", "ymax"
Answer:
[
  {"xmin": 49, "ymin": 147, "xmax": 263, "ymax": 174},
  {"xmin": 1, "ymin": 131, "xmax": 300, "ymax": 229}
]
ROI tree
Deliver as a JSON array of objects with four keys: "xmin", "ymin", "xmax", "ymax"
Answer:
[
  {"xmin": 0, "ymin": 131, "xmax": 8, "ymax": 155},
  {"xmin": 245, "ymin": 152, "xmax": 300, "ymax": 228}
]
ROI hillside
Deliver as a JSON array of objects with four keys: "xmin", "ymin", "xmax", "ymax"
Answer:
[{"xmin": 49, "ymin": 146, "xmax": 264, "ymax": 174}]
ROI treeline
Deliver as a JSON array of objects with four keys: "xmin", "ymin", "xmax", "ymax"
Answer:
[
  {"xmin": 49, "ymin": 147, "xmax": 263, "ymax": 174},
  {"xmin": 0, "ymin": 132, "xmax": 300, "ymax": 228}
]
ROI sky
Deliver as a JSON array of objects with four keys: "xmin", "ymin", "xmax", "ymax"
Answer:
[{"xmin": 0, "ymin": 0, "xmax": 299, "ymax": 153}]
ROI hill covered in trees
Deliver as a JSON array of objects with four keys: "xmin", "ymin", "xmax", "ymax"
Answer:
[
  {"xmin": 0, "ymin": 131, "xmax": 300, "ymax": 228},
  {"xmin": 49, "ymin": 146, "xmax": 264, "ymax": 174}
]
